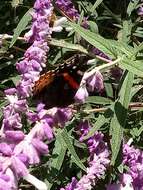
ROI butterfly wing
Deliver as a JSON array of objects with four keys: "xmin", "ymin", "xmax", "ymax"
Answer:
[
  {"xmin": 32, "ymin": 54, "xmax": 89, "ymax": 108},
  {"xmin": 33, "ymin": 71, "xmax": 55, "ymax": 95}
]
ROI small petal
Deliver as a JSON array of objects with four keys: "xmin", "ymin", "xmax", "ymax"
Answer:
[
  {"xmin": 5, "ymin": 130, "xmax": 25, "ymax": 142},
  {"xmin": 32, "ymin": 138, "xmax": 49, "ymax": 154},
  {"xmin": 0, "ymin": 143, "xmax": 12, "ymax": 156},
  {"xmin": 74, "ymin": 86, "xmax": 89, "ymax": 103},
  {"xmin": 11, "ymin": 156, "xmax": 29, "ymax": 178}
]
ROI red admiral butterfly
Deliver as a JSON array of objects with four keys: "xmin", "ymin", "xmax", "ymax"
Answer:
[{"xmin": 33, "ymin": 54, "xmax": 89, "ymax": 108}]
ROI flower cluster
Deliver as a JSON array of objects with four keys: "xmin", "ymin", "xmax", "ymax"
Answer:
[
  {"xmin": 0, "ymin": 0, "xmax": 55, "ymax": 189},
  {"xmin": 107, "ymin": 140, "xmax": 143, "ymax": 190},
  {"xmin": 56, "ymin": 0, "xmax": 79, "ymax": 20},
  {"xmin": 123, "ymin": 142, "xmax": 143, "ymax": 189},
  {"xmin": 60, "ymin": 121, "xmax": 110, "ymax": 190},
  {"xmin": 17, "ymin": 0, "xmax": 53, "ymax": 98}
]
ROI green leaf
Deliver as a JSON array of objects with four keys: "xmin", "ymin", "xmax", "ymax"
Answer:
[
  {"xmin": 47, "ymin": 131, "xmax": 67, "ymax": 190},
  {"xmin": 61, "ymin": 128, "xmax": 86, "ymax": 171},
  {"xmin": 110, "ymin": 109, "xmax": 123, "ymax": 166},
  {"xmin": 69, "ymin": 22, "xmax": 134, "ymax": 58},
  {"xmin": 0, "ymin": 101, "xmax": 7, "ymax": 118},
  {"xmin": 127, "ymin": 0, "xmax": 139, "ymax": 16},
  {"xmin": 119, "ymin": 72, "xmax": 134, "ymax": 109},
  {"xmin": 120, "ymin": 59, "xmax": 143, "ymax": 77},
  {"xmin": 11, "ymin": 0, "xmax": 23, "ymax": 8},
  {"xmin": 130, "ymin": 85, "xmax": 143, "ymax": 100},
  {"xmin": 133, "ymin": 42, "xmax": 143, "ymax": 55},
  {"xmin": 83, "ymin": 112, "xmax": 111, "ymax": 140},
  {"xmin": 9, "ymin": 8, "xmax": 32, "ymax": 47},
  {"xmin": 70, "ymin": 22, "xmax": 115, "ymax": 58},
  {"xmin": 87, "ymin": 21, "xmax": 98, "ymax": 33},
  {"xmin": 86, "ymin": 96, "xmax": 113, "ymax": 105},
  {"xmin": 49, "ymin": 39, "xmax": 88, "ymax": 54},
  {"xmin": 104, "ymin": 82, "xmax": 114, "ymax": 98},
  {"xmin": 110, "ymin": 72, "xmax": 134, "ymax": 165},
  {"xmin": 91, "ymin": 0, "xmax": 103, "ymax": 13},
  {"xmin": 121, "ymin": 20, "xmax": 132, "ymax": 43}
]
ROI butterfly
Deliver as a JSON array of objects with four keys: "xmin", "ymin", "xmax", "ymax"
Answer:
[{"xmin": 32, "ymin": 54, "xmax": 89, "ymax": 108}]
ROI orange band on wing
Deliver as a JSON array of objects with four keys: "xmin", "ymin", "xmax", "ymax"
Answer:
[
  {"xmin": 33, "ymin": 71, "xmax": 55, "ymax": 95},
  {"xmin": 62, "ymin": 73, "xmax": 79, "ymax": 89}
]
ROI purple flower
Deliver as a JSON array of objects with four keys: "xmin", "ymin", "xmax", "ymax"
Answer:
[
  {"xmin": 107, "ymin": 174, "xmax": 134, "ymax": 190},
  {"xmin": 60, "ymin": 177, "xmax": 78, "ymax": 190},
  {"xmin": 53, "ymin": 108, "xmax": 73, "ymax": 126},
  {"xmin": 87, "ymin": 71, "xmax": 104, "ymax": 92},
  {"xmin": 110, "ymin": 67, "xmax": 122, "ymax": 80},
  {"xmin": 27, "ymin": 103, "xmax": 54, "ymax": 140},
  {"xmin": 30, "ymin": 120, "xmax": 54, "ymax": 140},
  {"xmin": 138, "ymin": 6, "xmax": 143, "ymax": 16},
  {"xmin": 4, "ymin": 91, "xmax": 27, "ymax": 112},
  {"xmin": 16, "ymin": 59, "xmax": 42, "ymax": 74},
  {"xmin": 74, "ymin": 86, "xmax": 89, "ymax": 103},
  {"xmin": 78, "ymin": 120, "xmax": 90, "ymax": 141},
  {"xmin": 91, "ymin": 47, "xmax": 111, "ymax": 60},
  {"xmin": 32, "ymin": 138, "xmax": 49, "ymax": 154},
  {"xmin": 2, "ymin": 111, "xmax": 22, "ymax": 130},
  {"xmin": 0, "ymin": 153, "xmax": 29, "ymax": 189},
  {"xmin": 0, "ymin": 143, "xmax": 12, "ymax": 156},
  {"xmin": 5, "ymin": 130, "xmax": 25, "ymax": 142},
  {"xmin": 4, "ymin": 88, "xmax": 17, "ymax": 95},
  {"xmin": 123, "ymin": 143, "xmax": 143, "ymax": 189},
  {"xmin": 34, "ymin": 0, "xmax": 52, "ymax": 10},
  {"xmin": 106, "ymin": 184, "xmax": 121, "ymax": 190},
  {"xmin": 13, "ymin": 137, "xmax": 41, "ymax": 164},
  {"xmin": 0, "ymin": 177, "xmax": 12, "ymax": 190},
  {"xmin": 55, "ymin": 0, "xmax": 79, "ymax": 20},
  {"xmin": 11, "ymin": 156, "xmax": 29, "ymax": 178}
]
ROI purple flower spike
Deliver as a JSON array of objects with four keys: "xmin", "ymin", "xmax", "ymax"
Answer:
[
  {"xmin": 61, "ymin": 121, "xmax": 110, "ymax": 190},
  {"xmin": 1, "ymin": 0, "xmax": 54, "ymax": 189},
  {"xmin": 74, "ymin": 86, "xmax": 89, "ymax": 103}
]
